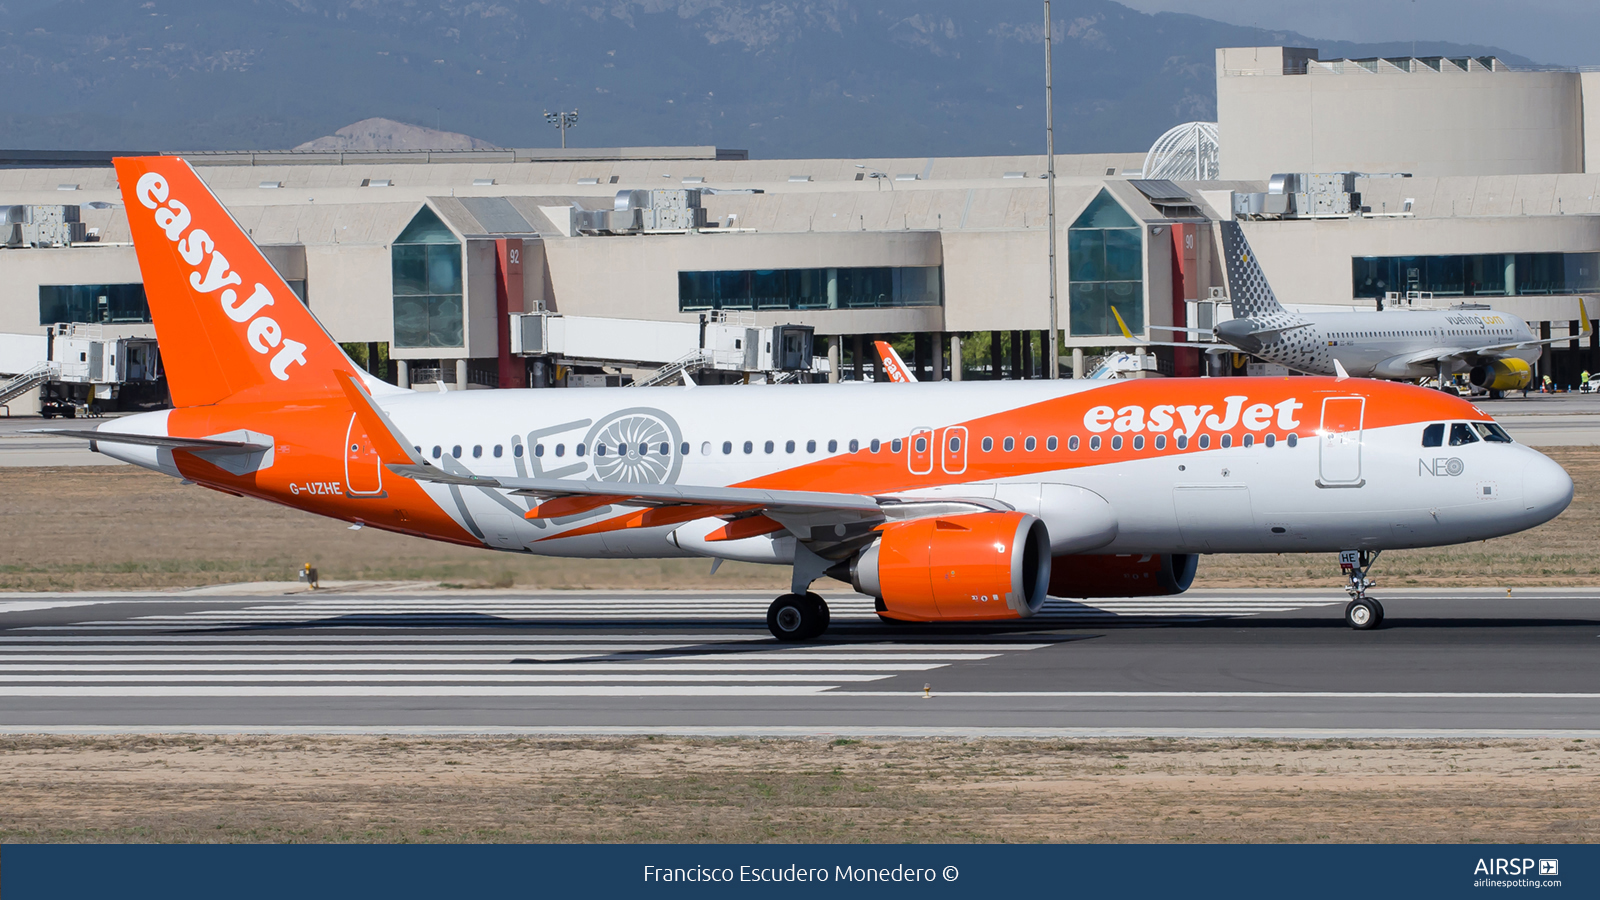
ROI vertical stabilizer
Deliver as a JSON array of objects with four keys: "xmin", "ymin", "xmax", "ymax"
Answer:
[
  {"xmin": 113, "ymin": 156, "xmax": 359, "ymax": 407},
  {"xmin": 1218, "ymin": 221, "xmax": 1289, "ymax": 320}
]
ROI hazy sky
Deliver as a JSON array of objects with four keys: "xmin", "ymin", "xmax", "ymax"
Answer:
[{"xmin": 1119, "ymin": 0, "xmax": 1600, "ymax": 66}]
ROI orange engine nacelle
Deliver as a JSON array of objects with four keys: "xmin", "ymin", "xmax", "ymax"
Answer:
[
  {"xmin": 1048, "ymin": 553, "xmax": 1198, "ymax": 598},
  {"xmin": 851, "ymin": 512, "xmax": 1051, "ymax": 622}
]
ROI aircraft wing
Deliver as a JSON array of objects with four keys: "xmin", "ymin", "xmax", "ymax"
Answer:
[{"xmin": 387, "ymin": 464, "xmax": 884, "ymax": 516}]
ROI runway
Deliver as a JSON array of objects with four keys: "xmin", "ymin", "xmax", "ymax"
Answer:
[{"xmin": 2, "ymin": 587, "xmax": 1598, "ymax": 737}]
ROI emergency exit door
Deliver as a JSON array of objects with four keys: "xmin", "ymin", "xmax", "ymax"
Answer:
[
  {"xmin": 344, "ymin": 413, "xmax": 385, "ymax": 497},
  {"xmin": 1318, "ymin": 396, "xmax": 1365, "ymax": 487}
]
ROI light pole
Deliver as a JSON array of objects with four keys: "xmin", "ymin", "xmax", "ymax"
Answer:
[
  {"xmin": 1044, "ymin": 0, "xmax": 1060, "ymax": 379},
  {"xmin": 544, "ymin": 108, "xmax": 579, "ymax": 149}
]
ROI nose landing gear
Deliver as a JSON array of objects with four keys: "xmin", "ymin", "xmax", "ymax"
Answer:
[{"xmin": 1339, "ymin": 549, "xmax": 1384, "ymax": 629}]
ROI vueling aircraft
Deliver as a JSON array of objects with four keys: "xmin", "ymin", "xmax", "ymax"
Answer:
[
  {"xmin": 1136, "ymin": 222, "xmax": 1587, "ymax": 393},
  {"xmin": 42, "ymin": 158, "xmax": 1574, "ymax": 638}
]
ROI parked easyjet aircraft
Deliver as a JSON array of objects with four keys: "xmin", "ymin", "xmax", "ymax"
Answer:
[{"xmin": 44, "ymin": 158, "xmax": 1575, "ymax": 638}]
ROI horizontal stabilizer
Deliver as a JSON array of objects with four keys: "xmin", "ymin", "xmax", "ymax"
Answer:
[{"xmin": 31, "ymin": 429, "xmax": 272, "ymax": 452}]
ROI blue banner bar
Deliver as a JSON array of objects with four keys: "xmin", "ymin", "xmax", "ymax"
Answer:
[{"xmin": 3, "ymin": 844, "xmax": 1592, "ymax": 898}]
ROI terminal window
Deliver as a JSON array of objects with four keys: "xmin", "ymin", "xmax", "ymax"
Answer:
[
  {"xmin": 38, "ymin": 283, "xmax": 150, "ymax": 325},
  {"xmin": 1354, "ymin": 252, "xmax": 1600, "ymax": 299},
  {"xmin": 678, "ymin": 266, "xmax": 941, "ymax": 311},
  {"xmin": 1068, "ymin": 189, "xmax": 1144, "ymax": 336},
  {"xmin": 392, "ymin": 206, "xmax": 464, "ymax": 349}
]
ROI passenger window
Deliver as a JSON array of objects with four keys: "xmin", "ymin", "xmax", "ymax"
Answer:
[
  {"xmin": 1154, "ymin": 434, "xmax": 1166, "ymax": 450},
  {"xmin": 515, "ymin": 444, "xmax": 525, "ymax": 458},
  {"xmin": 870, "ymin": 439, "xmax": 881, "ymax": 453},
  {"xmin": 1242, "ymin": 434, "xmax": 1253, "ymax": 448},
  {"xmin": 1264, "ymin": 434, "xmax": 1275, "ymax": 448},
  {"xmin": 744, "ymin": 441, "xmax": 754, "ymax": 454},
  {"xmin": 1197, "ymin": 435, "xmax": 1210, "ymax": 449},
  {"xmin": 1024, "ymin": 436, "xmax": 1036, "ymax": 451},
  {"xmin": 702, "ymin": 441, "xmax": 712, "ymax": 455},
  {"xmin": 576, "ymin": 443, "xmax": 587, "ymax": 457},
  {"xmin": 1176, "ymin": 435, "xmax": 1188, "ymax": 450},
  {"xmin": 493, "ymin": 445, "xmax": 502, "ymax": 458},
  {"xmin": 452, "ymin": 445, "xmax": 462, "ymax": 458},
  {"xmin": 914, "ymin": 436, "xmax": 927, "ymax": 453},
  {"xmin": 1473, "ymin": 423, "xmax": 1513, "ymax": 443},
  {"xmin": 1449, "ymin": 423, "xmax": 1479, "ymax": 446},
  {"xmin": 849, "ymin": 439, "xmax": 860, "ymax": 452},
  {"xmin": 1046, "ymin": 436, "xmax": 1058, "ymax": 451},
  {"xmin": 1286, "ymin": 434, "xmax": 1298, "ymax": 448},
  {"xmin": 764, "ymin": 440, "xmax": 775, "ymax": 454},
  {"xmin": 948, "ymin": 436, "xmax": 961, "ymax": 452},
  {"xmin": 1220, "ymin": 435, "xmax": 1231, "ymax": 449},
  {"xmin": 1132, "ymin": 435, "xmax": 1144, "ymax": 451},
  {"xmin": 981, "ymin": 437, "xmax": 994, "ymax": 452},
  {"xmin": 722, "ymin": 441, "xmax": 733, "ymax": 454},
  {"xmin": 1068, "ymin": 436, "xmax": 1079, "ymax": 451},
  {"xmin": 554, "ymin": 443, "xmax": 565, "ymax": 457},
  {"xmin": 785, "ymin": 440, "xmax": 795, "ymax": 453},
  {"xmin": 1089, "ymin": 436, "xmax": 1101, "ymax": 451},
  {"xmin": 1422, "ymin": 423, "xmax": 1445, "ymax": 447},
  {"xmin": 1111, "ymin": 436, "xmax": 1123, "ymax": 451},
  {"xmin": 595, "ymin": 443, "xmax": 607, "ymax": 457},
  {"xmin": 827, "ymin": 439, "xmax": 837, "ymax": 453},
  {"xmin": 890, "ymin": 438, "xmax": 903, "ymax": 453},
  {"xmin": 432, "ymin": 445, "xmax": 442, "ymax": 459},
  {"xmin": 473, "ymin": 445, "xmax": 483, "ymax": 458},
  {"xmin": 1003, "ymin": 437, "xmax": 1014, "ymax": 452},
  {"xmin": 807, "ymin": 440, "xmax": 817, "ymax": 453}
]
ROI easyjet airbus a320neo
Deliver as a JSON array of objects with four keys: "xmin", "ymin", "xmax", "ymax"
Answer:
[{"xmin": 47, "ymin": 157, "xmax": 1575, "ymax": 638}]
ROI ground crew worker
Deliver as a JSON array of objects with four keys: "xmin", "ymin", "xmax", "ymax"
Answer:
[
  {"xmin": 1582, "ymin": 370, "xmax": 1590, "ymax": 388},
  {"xmin": 1543, "ymin": 374, "xmax": 1554, "ymax": 393}
]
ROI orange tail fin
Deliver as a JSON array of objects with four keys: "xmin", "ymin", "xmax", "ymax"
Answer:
[
  {"xmin": 874, "ymin": 340, "xmax": 916, "ymax": 383},
  {"xmin": 113, "ymin": 156, "xmax": 358, "ymax": 407}
]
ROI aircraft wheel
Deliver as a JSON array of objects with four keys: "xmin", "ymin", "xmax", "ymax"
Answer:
[
  {"xmin": 1344, "ymin": 599, "xmax": 1380, "ymax": 630},
  {"xmin": 767, "ymin": 593, "xmax": 826, "ymax": 642},
  {"xmin": 1370, "ymin": 598, "xmax": 1385, "ymax": 627},
  {"xmin": 804, "ymin": 591, "xmax": 830, "ymax": 632}
]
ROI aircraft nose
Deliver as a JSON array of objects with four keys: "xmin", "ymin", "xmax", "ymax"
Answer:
[{"xmin": 1522, "ymin": 450, "xmax": 1574, "ymax": 524}]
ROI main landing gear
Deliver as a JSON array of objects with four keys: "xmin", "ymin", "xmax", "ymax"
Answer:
[
  {"xmin": 1339, "ymin": 549, "xmax": 1384, "ymax": 630},
  {"xmin": 767, "ymin": 592, "xmax": 830, "ymax": 641}
]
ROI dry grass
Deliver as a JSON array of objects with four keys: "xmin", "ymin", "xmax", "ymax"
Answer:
[
  {"xmin": 1, "ymin": 448, "xmax": 1597, "ymax": 593},
  {"xmin": 0, "ymin": 735, "xmax": 1594, "ymax": 844},
  {"xmin": 0, "ymin": 466, "xmax": 788, "ymax": 592}
]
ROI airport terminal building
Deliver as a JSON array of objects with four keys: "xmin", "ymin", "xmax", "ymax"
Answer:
[{"xmin": 4, "ymin": 45, "xmax": 1600, "ymax": 412}]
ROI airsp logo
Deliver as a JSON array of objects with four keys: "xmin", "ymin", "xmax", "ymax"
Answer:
[{"xmin": 1419, "ymin": 457, "xmax": 1465, "ymax": 476}]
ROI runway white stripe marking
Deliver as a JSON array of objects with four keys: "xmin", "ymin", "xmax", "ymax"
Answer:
[
  {"xmin": 839, "ymin": 691, "xmax": 1600, "ymax": 699},
  {"xmin": 0, "ymin": 686, "xmax": 838, "ymax": 697},
  {"xmin": 0, "ymin": 653, "xmax": 1002, "ymax": 663},
  {"xmin": 0, "ymin": 663, "xmax": 952, "ymax": 673}
]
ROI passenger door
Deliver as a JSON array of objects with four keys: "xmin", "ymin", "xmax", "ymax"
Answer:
[
  {"xmin": 908, "ymin": 426, "xmax": 934, "ymax": 475},
  {"xmin": 941, "ymin": 426, "xmax": 968, "ymax": 475},
  {"xmin": 1317, "ymin": 396, "xmax": 1365, "ymax": 487}
]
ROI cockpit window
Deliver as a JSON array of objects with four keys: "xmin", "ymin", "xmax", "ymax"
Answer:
[
  {"xmin": 1473, "ymin": 422, "xmax": 1513, "ymax": 443},
  {"xmin": 1421, "ymin": 423, "xmax": 1444, "ymax": 448},
  {"xmin": 1449, "ymin": 423, "xmax": 1480, "ymax": 446}
]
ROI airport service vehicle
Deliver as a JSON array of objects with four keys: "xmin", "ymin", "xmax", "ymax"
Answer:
[
  {"xmin": 1141, "ymin": 222, "xmax": 1586, "ymax": 394},
  {"xmin": 43, "ymin": 158, "xmax": 1575, "ymax": 639}
]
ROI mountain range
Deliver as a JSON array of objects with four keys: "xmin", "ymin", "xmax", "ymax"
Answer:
[{"xmin": 0, "ymin": 0, "xmax": 1533, "ymax": 157}]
